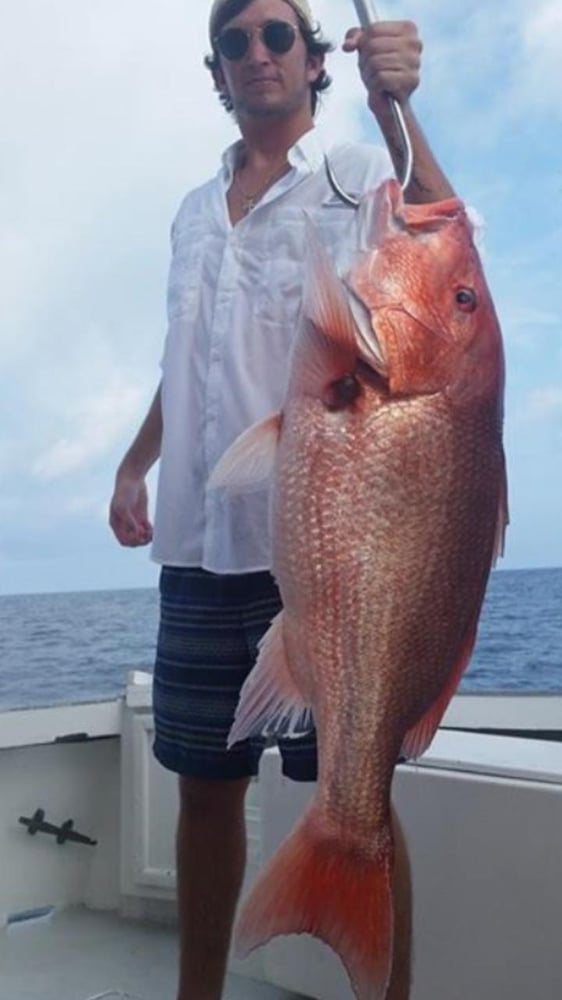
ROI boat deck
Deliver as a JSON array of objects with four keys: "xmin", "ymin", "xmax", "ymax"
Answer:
[{"xmin": 0, "ymin": 907, "xmax": 309, "ymax": 1000}]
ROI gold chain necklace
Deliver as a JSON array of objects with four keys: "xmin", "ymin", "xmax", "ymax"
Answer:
[{"xmin": 233, "ymin": 160, "xmax": 289, "ymax": 215}]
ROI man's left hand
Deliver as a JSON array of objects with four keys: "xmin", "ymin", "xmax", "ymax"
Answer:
[{"xmin": 343, "ymin": 20, "xmax": 422, "ymax": 113}]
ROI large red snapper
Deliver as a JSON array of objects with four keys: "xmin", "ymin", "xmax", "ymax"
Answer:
[{"xmin": 210, "ymin": 177, "xmax": 508, "ymax": 1000}]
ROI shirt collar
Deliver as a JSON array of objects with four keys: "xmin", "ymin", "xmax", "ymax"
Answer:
[
  {"xmin": 287, "ymin": 128, "xmax": 325, "ymax": 172},
  {"xmin": 220, "ymin": 127, "xmax": 325, "ymax": 185}
]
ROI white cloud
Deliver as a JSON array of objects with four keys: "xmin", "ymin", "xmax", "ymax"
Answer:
[
  {"xmin": 61, "ymin": 494, "xmax": 106, "ymax": 517},
  {"xmin": 500, "ymin": 305, "xmax": 559, "ymax": 331},
  {"xmin": 397, "ymin": 0, "xmax": 562, "ymax": 151},
  {"xmin": 529, "ymin": 387, "xmax": 562, "ymax": 420},
  {"xmin": 515, "ymin": 387, "xmax": 562, "ymax": 425},
  {"xmin": 32, "ymin": 379, "xmax": 146, "ymax": 480},
  {"xmin": 517, "ymin": 0, "xmax": 562, "ymax": 113}
]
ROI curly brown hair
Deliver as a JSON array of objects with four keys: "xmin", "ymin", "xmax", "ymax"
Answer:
[{"xmin": 205, "ymin": 0, "xmax": 334, "ymax": 116}]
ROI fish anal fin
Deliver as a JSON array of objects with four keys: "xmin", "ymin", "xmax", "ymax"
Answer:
[
  {"xmin": 208, "ymin": 412, "xmax": 281, "ymax": 493},
  {"xmin": 228, "ymin": 611, "xmax": 313, "ymax": 748},
  {"xmin": 235, "ymin": 808, "xmax": 394, "ymax": 1000}
]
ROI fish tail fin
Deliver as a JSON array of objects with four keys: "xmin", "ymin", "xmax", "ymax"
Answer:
[{"xmin": 235, "ymin": 808, "xmax": 394, "ymax": 1000}]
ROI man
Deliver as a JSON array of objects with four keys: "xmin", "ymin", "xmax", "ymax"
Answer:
[{"xmin": 109, "ymin": 2, "xmax": 454, "ymax": 998}]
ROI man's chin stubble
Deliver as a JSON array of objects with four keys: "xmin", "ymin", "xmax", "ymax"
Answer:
[{"xmin": 234, "ymin": 87, "xmax": 310, "ymax": 121}]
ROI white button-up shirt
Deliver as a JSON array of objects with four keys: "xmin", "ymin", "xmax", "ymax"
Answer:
[{"xmin": 151, "ymin": 128, "xmax": 392, "ymax": 573}]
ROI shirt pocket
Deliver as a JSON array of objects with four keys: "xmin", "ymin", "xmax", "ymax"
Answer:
[
  {"xmin": 256, "ymin": 208, "xmax": 307, "ymax": 328},
  {"xmin": 167, "ymin": 219, "xmax": 207, "ymax": 321},
  {"xmin": 313, "ymin": 195, "xmax": 360, "ymax": 276}
]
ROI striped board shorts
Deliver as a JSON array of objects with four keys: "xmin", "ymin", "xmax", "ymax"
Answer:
[{"xmin": 152, "ymin": 566, "xmax": 318, "ymax": 781}]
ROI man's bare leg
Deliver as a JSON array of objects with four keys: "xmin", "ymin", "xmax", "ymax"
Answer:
[
  {"xmin": 387, "ymin": 809, "xmax": 413, "ymax": 1000},
  {"xmin": 176, "ymin": 775, "xmax": 251, "ymax": 1000}
]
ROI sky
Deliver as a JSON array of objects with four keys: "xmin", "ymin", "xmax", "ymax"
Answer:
[{"xmin": 1, "ymin": 0, "xmax": 561, "ymax": 596}]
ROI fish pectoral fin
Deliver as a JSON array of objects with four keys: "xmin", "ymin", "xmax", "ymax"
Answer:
[
  {"xmin": 304, "ymin": 214, "xmax": 356, "ymax": 351},
  {"xmin": 344, "ymin": 283, "xmax": 388, "ymax": 378},
  {"xmin": 296, "ymin": 216, "xmax": 388, "ymax": 394},
  {"xmin": 228, "ymin": 611, "xmax": 313, "ymax": 748},
  {"xmin": 400, "ymin": 613, "xmax": 480, "ymax": 761},
  {"xmin": 301, "ymin": 214, "xmax": 358, "ymax": 358},
  {"xmin": 208, "ymin": 412, "xmax": 282, "ymax": 493}
]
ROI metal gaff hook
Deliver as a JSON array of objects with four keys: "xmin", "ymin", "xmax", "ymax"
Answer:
[{"xmin": 324, "ymin": 0, "xmax": 415, "ymax": 207}]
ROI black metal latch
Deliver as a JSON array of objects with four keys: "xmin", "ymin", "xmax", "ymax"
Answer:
[{"xmin": 19, "ymin": 809, "xmax": 98, "ymax": 846}]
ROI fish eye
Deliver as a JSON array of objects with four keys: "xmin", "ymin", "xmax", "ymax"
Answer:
[{"xmin": 456, "ymin": 287, "xmax": 478, "ymax": 312}]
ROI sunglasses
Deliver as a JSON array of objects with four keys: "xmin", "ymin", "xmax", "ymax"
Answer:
[{"xmin": 214, "ymin": 19, "xmax": 298, "ymax": 61}]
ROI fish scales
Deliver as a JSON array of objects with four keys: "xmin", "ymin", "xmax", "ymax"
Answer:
[{"xmin": 276, "ymin": 390, "xmax": 500, "ymax": 833}]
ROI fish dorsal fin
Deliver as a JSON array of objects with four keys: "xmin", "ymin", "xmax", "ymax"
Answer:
[
  {"xmin": 400, "ymin": 615, "xmax": 478, "ymax": 762},
  {"xmin": 492, "ymin": 455, "xmax": 509, "ymax": 564},
  {"xmin": 401, "ymin": 461, "xmax": 509, "ymax": 763},
  {"xmin": 208, "ymin": 412, "xmax": 282, "ymax": 492}
]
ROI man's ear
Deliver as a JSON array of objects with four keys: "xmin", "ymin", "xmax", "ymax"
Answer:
[
  {"xmin": 211, "ymin": 62, "xmax": 230, "ymax": 99},
  {"xmin": 306, "ymin": 53, "xmax": 325, "ymax": 85}
]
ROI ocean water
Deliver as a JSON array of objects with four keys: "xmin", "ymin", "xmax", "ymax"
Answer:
[{"xmin": 0, "ymin": 568, "xmax": 561, "ymax": 712}]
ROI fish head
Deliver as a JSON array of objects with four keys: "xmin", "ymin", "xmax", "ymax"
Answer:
[{"xmin": 347, "ymin": 178, "xmax": 505, "ymax": 405}]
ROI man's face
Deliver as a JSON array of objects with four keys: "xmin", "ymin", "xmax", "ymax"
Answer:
[{"xmin": 213, "ymin": 0, "xmax": 323, "ymax": 120}]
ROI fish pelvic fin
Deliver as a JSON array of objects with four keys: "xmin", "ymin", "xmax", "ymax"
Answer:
[
  {"xmin": 228, "ymin": 611, "xmax": 313, "ymax": 748},
  {"xmin": 208, "ymin": 412, "xmax": 282, "ymax": 493},
  {"xmin": 235, "ymin": 808, "xmax": 394, "ymax": 1000}
]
